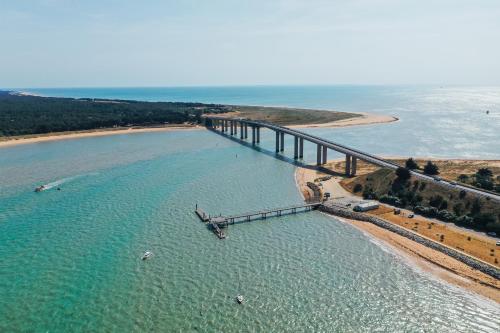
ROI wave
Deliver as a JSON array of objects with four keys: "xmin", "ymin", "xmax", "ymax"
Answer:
[{"xmin": 41, "ymin": 172, "xmax": 99, "ymax": 190}]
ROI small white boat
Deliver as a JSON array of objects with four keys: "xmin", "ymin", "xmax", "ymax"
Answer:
[
  {"xmin": 236, "ymin": 295, "xmax": 244, "ymax": 304},
  {"xmin": 142, "ymin": 251, "xmax": 153, "ymax": 260},
  {"xmin": 34, "ymin": 185, "xmax": 46, "ymax": 192}
]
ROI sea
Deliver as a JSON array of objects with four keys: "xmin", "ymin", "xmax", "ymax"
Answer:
[{"xmin": 1, "ymin": 86, "xmax": 499, "ymax": 332}]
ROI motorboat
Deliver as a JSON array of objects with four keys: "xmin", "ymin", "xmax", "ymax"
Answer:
[
  {"xmin": 142, "ymin": 251, "xmax": 153, "ymax": 260},
  {"xmin": 236, "ymin": 295, "xmax": 244, "ymax": 304},
  {"xmin": 34, "ymin": 185, "xmax": 46, "ymax": 192}
]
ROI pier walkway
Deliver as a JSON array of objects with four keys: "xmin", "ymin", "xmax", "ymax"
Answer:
[
  {"xmin": 215, "ymin": 202, "xmax": 321, "ymax": 226},
  {"xmin": 195, "ymin": 202, "xmax": 321, "ymax": 239}
]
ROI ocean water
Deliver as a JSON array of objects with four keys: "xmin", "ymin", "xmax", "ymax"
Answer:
[{"xmin": 1, "ymin": 86, "xmax": 500, "ymax": 332}]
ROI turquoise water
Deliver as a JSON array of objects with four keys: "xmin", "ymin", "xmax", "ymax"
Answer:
[{"xmin": 1, "ymin": 86, "xmax": 500, "ymax": 332}]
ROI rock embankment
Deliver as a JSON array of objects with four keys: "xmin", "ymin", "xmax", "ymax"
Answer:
[
  {"xmin": 306, "ymin": 182, "xmax": 322, "ymax": 202},
  {"xmin": 320, "ymin": 203, "xmax": 500, "ymax": 280}
]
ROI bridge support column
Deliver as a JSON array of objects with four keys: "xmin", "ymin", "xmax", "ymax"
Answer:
[
  {"xmin": 299, "ymin": 138, "xmax": 304, "ymax": 158},
  {"xmin": 294, "ymin": 136, "xmax": 298, "ymax": 159},
  {"xmin": 256, "ymin": 127, "xmax": 260, "ymax": 143},
  {"xmin": 244, "ymin": 124, "xmax": 248, "ymax": 139},
  {"xmin": 234, "ymin": 122, "xmax": 237, "ymax": 136},
  {"xmin": 224, "ymin": 120, "xmax": 228, "ymax": 133},
  {"xmin": 240, "ymin": 123, "xmax": 243, "ymax": 139},
  {"xmin": 275, "ymin": 131, "xmax": 280, "ymax": 152},
  {"xmin": 317, "ymin": 144, "xmax": 322, "ymax": 166},
  {"xmin": 280, "ymin": 132, "xmax": 284, "ymax": 152},
  {"xmin": 351, "ymin": 157, "xmax": 357, "ymax": 176},
  {"xmin": 252, "ymin": 126, "xmax": 256, "ymax": 144},
  {"xmin": 322, "ymin": 146, "xmax": 327, "ymax": 165},
  {"xmin": 345, "ymin": 154, "xmax": 351, "ymax": 176}
]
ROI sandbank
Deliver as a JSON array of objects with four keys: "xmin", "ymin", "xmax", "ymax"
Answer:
[
  {"xmin": 290, "ymin": 112, "xmax": 398, "ymax": 128},
  {"xmin": 0, "ymin": 125, "xmax": 201, "ymax": 148}
]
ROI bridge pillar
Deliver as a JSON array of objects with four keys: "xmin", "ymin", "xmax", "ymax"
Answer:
[
  {"xmin": 345, "ymin": 154, "xmax": 351, "ymax": 176},
  {"xmin": 317, "ymin": 144, "xmax": 322, "ymax": 166},
  {"xmin": 322, "ymin": 146, "xmax": 327, "ymax": 164},
  {"xmin": 240, "ymin": 122, "xmax": 243, "ymax": 139},
  {"xmin": 244, "ymin": 124, "xmax": 248, "ymax": 139},
  {"xmin": 234, "ymin": 121, "xmax": 237, "ymax": 136},
  {"xmin": 280, "ymin": 132, "xmax": 284, "ymax": 152},
  {"xmin": 252, "ymin": 126, "xmax": 256, "ymax": 144},
  {"xmin": 230, "ymin": 121, "xmax": 233, "ymax": 135},
  {"xmin": 224, "ymin": 120, "xmax": 228, "ymax": 133},
  {"xmin": 275, "ymin": 131, "xmax": 280, "ymax": 152},
  {"xmin": 294, "ymin": 136, "xmax": 298, "ymax": 159},
  {"xmin": 299, "ymin": 138, "xmax": 304, "ymax": 158},
  {"xmin": 351, "ymin": 157, "xmax": 357, "ymax": 176},
  {"xmin": 256, "ymin": 127, "xmax": 260, "ymax": 143}
]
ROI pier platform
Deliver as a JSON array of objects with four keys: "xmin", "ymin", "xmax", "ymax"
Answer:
[{"xmin": 195, "ymin": 205, "xmax": 210, "ymax": 222}]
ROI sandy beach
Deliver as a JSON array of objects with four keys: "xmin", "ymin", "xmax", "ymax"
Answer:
[
  {"xmin": 290, "ymin": 112, "xmax": 398, "ymax": 128},
  {"xmin": 0, "ymin": 125, "xmax": 202, "ymax": 148},
  {"xmin": 295, "ymin": 164, "xmax": 500, "ymax": 304}
]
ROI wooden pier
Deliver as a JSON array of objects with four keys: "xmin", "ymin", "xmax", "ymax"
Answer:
[
  {"xmin": 195, "ymin": 204, "xmax": 210, "ymax": 222},
  {"xmin": 195, "ymin": 202, "xmax": 321, "ymax": 239}
]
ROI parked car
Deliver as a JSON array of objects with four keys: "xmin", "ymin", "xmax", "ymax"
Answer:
[
  {"xmin": 486, "ymin": 232, "xmax": 497, "ymax": 237},
  {"xmin": 408, "ymin": 214, "xmax": 414, "ymax": 218}
]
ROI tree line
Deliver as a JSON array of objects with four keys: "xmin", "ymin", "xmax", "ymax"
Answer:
[
  {"xmin": 358, "ymin": 158, "xmax": 500, "ymax": 234},
  {"xmin": 0, "ymin": 91, "xmax": 231, "ymax": 136}
]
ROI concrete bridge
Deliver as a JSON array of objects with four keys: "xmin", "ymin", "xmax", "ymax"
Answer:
[
  {"xmin": 204, "ymin": 116, "xmax": 402, "ymax": 176},
  {"xmin": 204, "ymin": 116, "xmax": 500, "ymax": 202}
]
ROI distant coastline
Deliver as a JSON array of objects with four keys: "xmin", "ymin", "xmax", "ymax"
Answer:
[
  {"xmin": 0, "ymin": 113, "xmax": 396, "ymax": 148},
  {"xmin": 0, "ymin": 90, "xmax": 398, "ymax": 147}
]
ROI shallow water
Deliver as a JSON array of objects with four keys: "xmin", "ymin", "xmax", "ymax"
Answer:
[{"xmin": 1, "ymin": 86, "xmax": 500, "ymax": 332}]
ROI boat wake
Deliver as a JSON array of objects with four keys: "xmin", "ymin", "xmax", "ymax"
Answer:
[{"xmin": 38, "ymin": 172, "xmax": 99, "ymax": 191}]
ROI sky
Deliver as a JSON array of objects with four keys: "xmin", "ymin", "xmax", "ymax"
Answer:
[{"xmin": 1, "ymin": 0, "xmax": 500, "ymax": 87}]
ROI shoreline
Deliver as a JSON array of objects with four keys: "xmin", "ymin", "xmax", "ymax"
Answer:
[
  {"xmin": 0, "ymin": 111, "xmax": 397, "ymax": 148},
  {"xmin": 294, "ymin": 164, "xmax": 500, "ymax": 304},
  {"xmin": 289, "ymin": 112, "xmax": 398, "ymax": 128},
  {"xmin": 0, "ymin": 125, "xmax": 202, "ymax": 148}
]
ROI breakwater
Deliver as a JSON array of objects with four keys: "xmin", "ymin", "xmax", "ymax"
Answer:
[{"xmin": 319, "ymin": 203, "xmax": 500, "ymax": 280}]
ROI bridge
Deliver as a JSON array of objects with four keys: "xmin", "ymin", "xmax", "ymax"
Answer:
[{"xmin": 204, "ymin": 116, "xmax": 500, "ymax": 202}]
